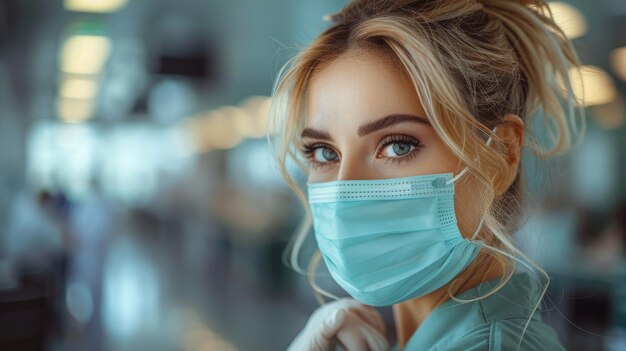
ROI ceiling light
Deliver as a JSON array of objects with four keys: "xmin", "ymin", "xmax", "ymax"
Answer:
[
  {"xmin": 60, "ymin": 35, "xmax": 111, "ymax": 75},
  {"xmin": 57, "ymin": 98, "xmax": 95, "ymax": 123},
  {"xmin": 548, "ymin": 2, "xmax": 587, "ymax": 39},
  {"xmin": 568, "ymin": 65, "xmax": 617, "ymax": 106},
  {"xmin": 64, "ymin": 0, "xmax": 128, "ymax": 13},
  {"xmin": 59, "ymin": 76, "xmax": 99, "ymax": 99},
  {"xmin": 610, "ymin": 46, "xmax": 626, "ymax": 81}
]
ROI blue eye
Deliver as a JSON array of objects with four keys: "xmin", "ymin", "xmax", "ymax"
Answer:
[
  {"xmin": 313, "ymin": 147, "xmax": 338, "ymax": 162},
  {"xmin": 299, "ymin": 134, "xmax": 422, "ymax": 171},
  {"xmin": 379, "ymin": 137, "xmax": 421, "ymax": 158},
  {"xmin": 377, "ymin": 135, "xmax": 423, "ymax": 166},
  {"xmin": 383, "ymin": 142, "xmax": 413, "ymax": 157},
  {"xmin": 299, "ymin": 142, "xmax": 339, "ymax": 169}
]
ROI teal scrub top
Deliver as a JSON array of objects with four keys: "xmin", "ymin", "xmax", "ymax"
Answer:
[{"xmin": 391, "ymin": 272, "xmax": 566, "ymax": 351}]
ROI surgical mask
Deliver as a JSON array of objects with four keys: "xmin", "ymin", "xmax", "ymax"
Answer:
[{"xmin": 306, "ymin": 129, "xmax": 496, "ymax": 306}]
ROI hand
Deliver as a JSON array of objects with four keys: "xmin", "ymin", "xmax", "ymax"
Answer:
[{"xmin": 287, "ymin": 298, "xmax": 389, "ymax": 351}]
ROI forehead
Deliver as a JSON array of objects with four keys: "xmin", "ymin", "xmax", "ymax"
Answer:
[{"xmin": 304, "ymin": 48, "xmax": 426, "ymax": 128}]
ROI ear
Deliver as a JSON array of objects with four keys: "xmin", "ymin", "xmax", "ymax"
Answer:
[{"xmin": 494, "ymin": 114, "xmax": 524, "ymax": 195}]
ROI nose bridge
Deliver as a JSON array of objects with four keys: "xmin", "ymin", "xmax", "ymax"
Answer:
[{"xmin": 337, "ymin": 152, "xmax": 378, "ymax": 181}]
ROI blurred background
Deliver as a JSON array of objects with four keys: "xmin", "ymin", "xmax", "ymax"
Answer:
[{"xmin": 0, "ymin": 0, "xmax": 625, "ymax": 350}]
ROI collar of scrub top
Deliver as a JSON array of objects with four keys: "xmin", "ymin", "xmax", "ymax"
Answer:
[{"xmin": 403, "ymin": 271, "xmax": 544, "ymax": 350}]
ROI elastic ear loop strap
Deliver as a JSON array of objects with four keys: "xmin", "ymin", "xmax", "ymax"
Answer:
[{"xmin": 444, "ymin": 127, "xmax": 498, "ymax": 239}]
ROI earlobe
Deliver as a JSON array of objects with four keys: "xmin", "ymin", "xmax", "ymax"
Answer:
[
  {"xmin": 494, "ymin": 114, "xmax": 524, "ymax": 195},
  {"xmin": 496, "ymin": 114, "xmax": 524, "ymax": 166}
]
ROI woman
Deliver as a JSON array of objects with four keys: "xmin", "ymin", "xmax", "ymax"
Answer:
[{"xmin": 268, "ymin": 0, "xmax": 584, "ymax": 350}]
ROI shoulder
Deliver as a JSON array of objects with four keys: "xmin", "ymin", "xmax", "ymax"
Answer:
[{"xmin": 428, "ymin": 319, "xmax": 566, "ymax": 351}]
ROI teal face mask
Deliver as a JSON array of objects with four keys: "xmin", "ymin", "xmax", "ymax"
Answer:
[
  {"xmin": 306, "ymin": 130, "xmax": 496, "ymax": 306},
  {"xmin": 307, "ymin": 172, "xmax": 482, "ymax": 306}
]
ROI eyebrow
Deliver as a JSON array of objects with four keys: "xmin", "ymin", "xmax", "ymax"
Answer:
[
  {"xmin": 300, "ymin": 113, "xmax": 430, "ymax": 140},
  {"xmin": 357, "ymin": 113, "xmax": 430, "ymax": 136}
]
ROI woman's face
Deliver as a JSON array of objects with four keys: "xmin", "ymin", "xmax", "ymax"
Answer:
[{"xmin": 301, "ymin": 48, "xmax": 482, "ymax": 238}]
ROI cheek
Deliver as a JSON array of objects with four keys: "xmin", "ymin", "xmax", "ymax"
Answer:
[
  {"xmin": 427, "ymin": 138, "xmax": 463, "ymax": 172},
  {"xmin": 452, "ymin": 179, "xmax": 485, "ymax": 237}
]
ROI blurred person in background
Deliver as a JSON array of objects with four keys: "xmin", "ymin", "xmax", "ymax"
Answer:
[
  {"xmin": 4, "ymin": 190, "xmax": 69, "ymax": 276},
  {"xmin": 267, "ymin": 0, "xmax": 585, "ymax": 350},
  {"xmin": 3, "ymin": 188, "xmax": 74, "ymax": 347}
]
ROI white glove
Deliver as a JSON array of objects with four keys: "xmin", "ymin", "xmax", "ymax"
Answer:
[{"xmin": 287, "ymin": 298, "xmax": 389, "ymax": 351}]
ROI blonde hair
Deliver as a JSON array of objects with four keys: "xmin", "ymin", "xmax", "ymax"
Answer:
[{"xmin": 267, "ymin": 0, "xmax": 585, "ymax": 347}]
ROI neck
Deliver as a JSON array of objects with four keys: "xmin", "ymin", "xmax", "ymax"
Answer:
[{"xmin": 392, "ymin": 253, "xmax": 509, "ymax": 348}]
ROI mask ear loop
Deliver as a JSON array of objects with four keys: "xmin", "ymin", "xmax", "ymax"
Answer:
[
  {"xmin": 446, "ymin": 126, "xmax": 498, "ymax": 185},
  {"xmin": 444, "ymin": 126, "xmax": 499, "ymax": 239},
  {"xmin": 471, "ymin": 216, "xmax": 486, "ymax": 240},
  {"xmin": 446, "ymin": 164, "xmax": 471, "ymax": 184},
  {"xmin": 471, "ymin": 127, "xmax": 497, "ymax": 239}
]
